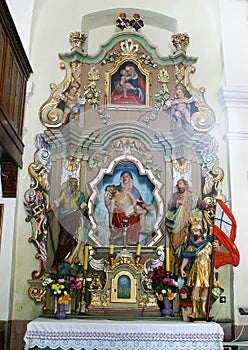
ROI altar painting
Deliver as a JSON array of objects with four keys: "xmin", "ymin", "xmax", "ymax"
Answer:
[
  {"xmin": 106, "ymin": 56, "xmax": 150, "ymax": 109},
  {"xmin": 88, "ymin": 161, "xmax": 162, "ymax": 247}
]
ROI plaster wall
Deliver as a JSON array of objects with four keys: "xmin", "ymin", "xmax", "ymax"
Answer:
[
  {"xmin": 226, "ymin": 135, "xmax": 248, "ymax": 324},
  {"xmin": 0, "ymin": 187, "xmax": 16, "ymax": 320},
  {"xmin": 219, "ymin": 0, "xmax": 248, "ymax": 86}
]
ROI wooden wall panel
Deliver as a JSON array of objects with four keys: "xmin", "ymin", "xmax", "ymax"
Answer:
[{"xmin": 0, "ymin": 0, "xmax": 32, "ymax": 197}]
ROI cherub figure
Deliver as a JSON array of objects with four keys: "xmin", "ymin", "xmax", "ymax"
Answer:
[
  {"xmin": 58, "ymin": 84, "xmax": 85, "ymax": 126},
  {"xmin": 170, "ymin": 87, "xmax": 194, "ymax": 129}
]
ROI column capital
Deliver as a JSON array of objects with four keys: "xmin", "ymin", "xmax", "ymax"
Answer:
[{"xmin": 218, "ymin": 85, "xmax": 248, "ymax": 110}]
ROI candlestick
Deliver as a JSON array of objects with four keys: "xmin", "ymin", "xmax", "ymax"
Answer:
[
  {"xmin": 79, "ymin": 271, "xmax": 87, "ymax": 314},
  {"xmin": 136, "ymin": 243, "xmax": 141, "ymax": 256},
  {"xmin": 109, "ymin": 244, "xmax": 114, "ymax": 255},
  {"xmin": 166, "ymin": 247, "xmax": 170, "ymax": 272},
  {"xmin": 83, "ymin": 244, "xmax": 89, "ymax": 271}
]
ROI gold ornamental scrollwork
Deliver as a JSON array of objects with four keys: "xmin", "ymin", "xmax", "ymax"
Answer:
[
  {"xmin": 39, "ymin": 61, "xmax": 83, "ymax": 127},
  {"xmin": 185, "ymin": 66, "xmax": 216, "ymax": 132},
  {"xmin": 28, "ymin": 282, "xmax": 47, "ymax": 306},
  {"xmin": 88, "ymin": 66, "xmax": 100, "ymax": 81}
]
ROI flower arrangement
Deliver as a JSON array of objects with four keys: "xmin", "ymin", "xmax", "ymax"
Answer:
[
  {"xmin": 151, "ymin": 266, "xmax": 178, "ymax": 301},
  {"xmin": 69, "ymin": 31, "xmax": 88, "ymax": 41},
  {"xmin": 170, "ymin": 32, "xmax": 190, "ymax": 52},
  {"xmin": 43, "ymin": 275, "xmax": 82, "ymax": 305},
  {"xmin": 69, "ymin": 31, "xmax": 88, "ymax": 49}
]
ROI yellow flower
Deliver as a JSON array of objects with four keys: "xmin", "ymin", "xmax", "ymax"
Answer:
[
  {"xmin": 58, "ymin": 294, "xmax": 71, "ymax": 305},
  {"xmin": 167, "ymin": 292, "xmax": 175, "ymax": 301},
  {"xmin": 157, "ymin": 294, "xmax": 164, "ymax": 301},
  {"xmin": 51, "ymin": 283, "xmax": 60, "ymax": 291}
]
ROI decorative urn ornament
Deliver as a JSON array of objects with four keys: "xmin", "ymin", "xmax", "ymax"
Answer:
[
  {"xmin": 69, "ymin": 31, "xmax": 88, "ymax": 49},
  {"xmin": 171, "ymin": 32, "xmax": 190, "ymax": 53}
]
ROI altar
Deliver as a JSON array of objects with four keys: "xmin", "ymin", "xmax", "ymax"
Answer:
[{"xmin": 24, "ymin": 317, "xmax": 224, "ymax": 350}]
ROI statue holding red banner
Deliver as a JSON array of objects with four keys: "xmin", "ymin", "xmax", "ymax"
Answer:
[{"xmin": 180, "ymin": 198, "xmax": 240, "ymax": 321}]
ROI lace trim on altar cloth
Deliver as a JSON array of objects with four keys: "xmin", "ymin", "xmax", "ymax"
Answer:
[
  {"xmin": 24, "ymin": 331, "xmax": 223, "ymax": 350},
  {"xmin": 23, "ymin": 318, "xmax": 224, "ymax": 350}
]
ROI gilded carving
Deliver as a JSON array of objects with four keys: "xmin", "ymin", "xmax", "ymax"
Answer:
[
  {"xmin": 28, "ymin": 283, "xmax": 47, "ymax": 305},
  {"xmin": 105, "ymin": 44, "xmax": 151, "ymax": 109},
  {"xmin": 87, "ymin": 137, "xmax": 162, "ymax": 179}
]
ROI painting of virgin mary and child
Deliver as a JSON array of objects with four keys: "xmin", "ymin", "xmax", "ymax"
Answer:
[{"xmin": 111, "ymin": 62, "xmax": 147, "ymax": 105}]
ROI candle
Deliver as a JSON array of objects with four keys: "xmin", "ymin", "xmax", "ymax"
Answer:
[
  {"xmin": 109, "ymin": 244, "xmax": 114, "ymax": 255},
  {"xmin": 136, "ymin": 243, "xmax": 141, "ymax": 256},
  {"xmin": 166, "ymin": 247, "xmax": 170, "ymax": 272},
  {"xmin": 83, "ymin": 244, "xmax": 89, "ymax": 270}
]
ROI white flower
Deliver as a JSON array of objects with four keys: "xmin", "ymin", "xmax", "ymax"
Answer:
[
  {"xmin": 42, "ymin": 278, "xmax": 53, "ymax": 286},
  {"xmin": 161, "ymin": 289, "xmax": 166, "ymax": 294}
]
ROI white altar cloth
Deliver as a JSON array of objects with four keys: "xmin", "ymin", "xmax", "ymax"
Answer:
[{"xmin": 24, "ymin": 317, "xmax": 224, "ymax": 350}]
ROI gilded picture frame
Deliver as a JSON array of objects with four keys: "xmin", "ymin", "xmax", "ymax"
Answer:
[
  {"xmin": 106, "ymin": 57, "xmax": 150, "ymax": 110},
  {"xmin": 111, "ymin": 270, "xmax": 137, "ymax": 303}
]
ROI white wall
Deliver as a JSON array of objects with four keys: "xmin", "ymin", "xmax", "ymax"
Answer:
[
  {"xmin": 218, "ymin": 0, "xmax": 248, "ymax": 325},
  {"xmin": 0, "ymin": 175, "xmax": 16, "ymax": 320},
  {"xmin": 6, "ymin": 0, "xmax": 34, "ymax": 56}
]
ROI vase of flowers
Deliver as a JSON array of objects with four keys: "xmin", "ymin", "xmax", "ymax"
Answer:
[
  {"xmin": 160, "ymin": 297, "xmax": 172, "ymax": 317},
  {"xmin": 69, "ymin": 31, "xmax": 88, "ymax": 49},
  {"xmin": 170, "ymin": 32, "xmax": 190, "ymax": 53},
  {"xmin": 43, "ymin": 274, "xmax": 82, "ymax": 318},
  {"xmin": 151, "ymin": 266, "xmax": 178, "ymax": 317},
  {"xmin": 55, "ymin": 301, "xmax": 67, "ymax": 320}
]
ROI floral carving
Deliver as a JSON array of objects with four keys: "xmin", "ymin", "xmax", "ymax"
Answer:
[
  {"xmin": 87, "ymin": 137, "xmax": 161, "ymax": 178},
  {"xmin": 84, "ymin": 81, "xmax": 101, "ymax": 110}
]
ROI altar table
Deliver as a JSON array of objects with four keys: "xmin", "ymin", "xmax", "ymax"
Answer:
[{"xmin": 24, "ymin": 317, "xmax": 224, "ymax": 350}]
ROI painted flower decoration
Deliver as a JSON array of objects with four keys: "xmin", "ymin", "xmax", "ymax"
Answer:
[
  {"xmin": 151, "ymin": 266, "xmax": 178, "ymax": 301},
  {"xmin": 101, "ymin": 50, "xmax": 121, "ymax": 65},
  {"xmin": 153, "ymin": 83, "xmax": 171, "ymax": 112},
  {"xmin": 139, "ymin": 53, "xmax": 157, "ymax": 68},
  {"xmin": 84, "ymin": 81, "xmax": 101, "ymax": 110}
]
